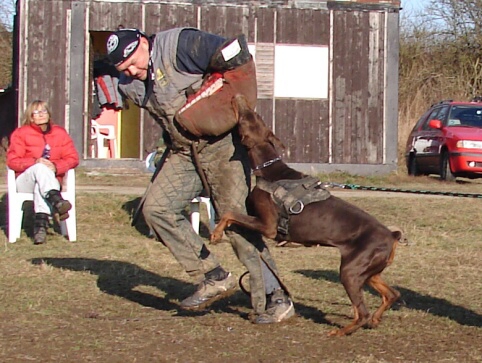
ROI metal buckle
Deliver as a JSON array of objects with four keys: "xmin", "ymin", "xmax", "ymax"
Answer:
[{"xmin": 289, "ymin": 200, "xmax": 304, "ymax": 214}]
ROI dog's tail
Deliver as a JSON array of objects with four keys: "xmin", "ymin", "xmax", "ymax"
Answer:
[{"xmin": 387, "ymin": 226, "xmax": 404, "ymax": 266}]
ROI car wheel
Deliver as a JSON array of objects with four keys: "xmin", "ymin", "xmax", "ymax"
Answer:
[
  {"xmin": 441, "ymin": 152, "xmax": 456, "ymax": 181},
  {"xmin": 408, "ymin": 155, "xmax": 419, "ymax": 176}
]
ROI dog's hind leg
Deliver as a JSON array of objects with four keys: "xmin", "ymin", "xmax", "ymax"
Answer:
[
  {"xmin": 367, "ymin": 273, "xmax": 400, "ymax": 328},
  {"xmin": 328, "ymin": 265, "xmax": 371, "ymax": 336}
]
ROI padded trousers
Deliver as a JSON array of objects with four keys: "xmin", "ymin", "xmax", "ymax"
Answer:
[{"xmin": 142, "ymin": 132, "xmax": 286, "ymax": 313}]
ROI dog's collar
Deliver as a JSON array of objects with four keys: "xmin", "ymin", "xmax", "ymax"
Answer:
[{"xmin": 252, "ymin": 156, "xmax": 282, "ymax": 171}]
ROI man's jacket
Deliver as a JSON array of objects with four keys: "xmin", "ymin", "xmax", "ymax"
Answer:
[{"xmin": 119, "ymin": 27, "xmax": 209, "ymax": 151}]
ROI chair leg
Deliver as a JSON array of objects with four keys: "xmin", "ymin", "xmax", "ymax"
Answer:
[
  {"xmin": 97, "ymin": 136, "xmax": 107, "ymax": 158},
  {"xmin": 59, "ymin": 203, "xmax": 76, "ymax": 242},
  {"xmin": 190, "ymin": 200, "xmax": 201, "ymax": 234},
  {"xmin": 108, "ymin": 139, "xmax": 117, "ymax": 158},
  {"xmin": 190, "ymin": 197, "xmax": 215, "ymax": 235},
  {"xmin": 8, "ymin": 201, "xmax": 23, "ymax": 243},
  {"xmin": 203, "ymin": 198, "xmax": 215, "ymax": 232},
  {"xmin": 66, "ymin": 204, "xmax": 77, "ymax": 242}
]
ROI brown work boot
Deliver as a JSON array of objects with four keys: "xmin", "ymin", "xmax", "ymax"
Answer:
[
  {"xmin": 180, "ymin": 272, "xmax": 237, "ymax": 310},
  {"xmin": 253, "ymin": 288, "xmax": 295, "ymax": 324},
  {"xmin": 45, "ymin": 190, "xmax": 71, "ymax": 220}
]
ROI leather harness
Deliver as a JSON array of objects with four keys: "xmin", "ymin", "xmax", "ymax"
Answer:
[{"xmin": 255, "ymin": 176, "xmax": 331, "ymax": 239}]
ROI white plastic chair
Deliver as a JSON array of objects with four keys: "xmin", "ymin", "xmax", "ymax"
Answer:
[
  {"xmin": 144, "ymin": 152, "xmax": 215, "ymax": 235},
  {"xmin": 91, "ymin": 119, "xmax": 117, "ymax": 158},
  {"xmin": 190, "ymin": 196, "xmax": 215, "ymax": 235},
  {"xmin": 7, "ymin": 167, "xmax": 77, "ymax": 242}
]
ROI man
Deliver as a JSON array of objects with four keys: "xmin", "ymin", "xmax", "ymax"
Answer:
[{"xmin": 106, "ymin": 27, "xmax": 294, "ymax": 323}]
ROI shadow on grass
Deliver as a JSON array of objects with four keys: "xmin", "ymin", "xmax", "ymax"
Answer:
[
  {"xmin": 28, "ymin": 257, "xmax": 332, "ymax": 326},
  {"xmin": 121, "ymin": 197, "xmax": 152, "ymax": 237},
  {"xmin": 296, "ymin": 269, "xmax": 482, "ymax": 328},
  {"xmin": 30, "ymin": 257, "xmax": 250, "ymax": 318}
]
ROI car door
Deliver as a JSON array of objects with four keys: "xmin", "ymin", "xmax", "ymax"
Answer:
[
  {"xmin": 413, "ymin": 106, "xmax": 447, "ymax": 172},
  {"xmin": 425, "ymin": 105, "xmax": 450, "ymax": 172}
]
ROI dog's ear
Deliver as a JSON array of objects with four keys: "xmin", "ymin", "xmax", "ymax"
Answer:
[{"xmin": 268, "ymin": 131, "xmax": 285, "ymax": 150}]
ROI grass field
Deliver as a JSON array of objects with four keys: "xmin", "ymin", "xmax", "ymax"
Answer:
[{"xmin": 0, "ymin": 165, "xmax": 481, "ymax": 362}]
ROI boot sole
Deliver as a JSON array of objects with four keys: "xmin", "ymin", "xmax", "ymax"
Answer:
[
  {"xmin": 56, "ymin": 201, "xmax": 72, "ymax": 215},
  {"xmin": 180, "ymin": 286, "xmax": 237, "ymax": 311},
  {"xmin": 53, "ymin": 212, "xmax": 70, "ymax": 222},
  {"xmin": 253, "ymin": 301, "xmax": 295, "ymax": 324}
]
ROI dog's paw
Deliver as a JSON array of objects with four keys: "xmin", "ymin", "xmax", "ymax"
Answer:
[
  {"xmin": 210, "ymin": 230, "xmax": 223, "ymax": 244},
  {"xmin": 327, "ymin": 329, "xmax": 346, "ymax": 337}
]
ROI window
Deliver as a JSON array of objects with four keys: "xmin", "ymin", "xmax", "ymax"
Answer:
[
  {"xmin": 449, "ymin": 106, "xmax": 482, "ymax": 127},
  {"xmin": 421, "ymin": 107, "xmax": 442, "ymax": 130}
]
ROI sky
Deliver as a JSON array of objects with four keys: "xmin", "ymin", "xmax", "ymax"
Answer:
[{"xmin": 401, "ymin": 0, "xmax": 431, "ymax": 16}]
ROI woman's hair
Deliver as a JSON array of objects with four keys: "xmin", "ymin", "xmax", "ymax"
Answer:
[{"xmin": 22, "ymin": 100, "xmax": 51, "ymax": 125}]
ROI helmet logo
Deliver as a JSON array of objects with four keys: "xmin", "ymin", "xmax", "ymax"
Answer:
[
  {"xmin": 123, "ymin": 40, "xmax": 139, "ymax": 58},
  {"xmin": 106, "ymin": 34, "xmax": 119, "ymax": 55}
]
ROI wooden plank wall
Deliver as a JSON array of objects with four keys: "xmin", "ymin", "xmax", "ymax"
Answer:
[
  {"xmin": 24, "ymin": 0, "xmax": 71, "ymax": 128},
  {"xmin": 331, "ymin": 10, "xmax": 386, "ymax": 165},
  {"xmin": 275, "ymin": 7, "xmax": 330, "ymax": 163},
  {"xmin": 19, "ymin": 1, "xmax": 394, "ymax": 167}
]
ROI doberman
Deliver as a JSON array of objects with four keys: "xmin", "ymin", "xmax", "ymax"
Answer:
[{"xmin": 210, "ymin": 94, "xmax": 402, "ymax": 336}]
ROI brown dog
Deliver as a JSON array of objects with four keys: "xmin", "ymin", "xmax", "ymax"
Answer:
[{"xmin": 211, "ymin": 94, "xmax": 401, "ymax": 336}]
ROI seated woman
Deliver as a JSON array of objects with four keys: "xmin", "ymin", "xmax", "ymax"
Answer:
[{"xmin": 7, "ymin": 100, "xmax": 79, "ymax": 244}]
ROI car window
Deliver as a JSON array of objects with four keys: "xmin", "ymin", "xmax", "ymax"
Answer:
[
  {"xmin": 421, "ymin": 107, "xmax": 442, "ymax": 130},
  {"xmin": 437, "ymin": 106, "xmax": 450, "ymax": 125},
  {"xmin": 412, "ymin": 109, "xmax": 432, "ymax": 131},
  {"xmin": 448, "ymin": 106, "xmax": 482, "ymax": 127}
]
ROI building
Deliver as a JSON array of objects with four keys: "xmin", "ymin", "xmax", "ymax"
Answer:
[{"xmin": 12, "ymin": 0, "xmax": 401, "ymax": 174}]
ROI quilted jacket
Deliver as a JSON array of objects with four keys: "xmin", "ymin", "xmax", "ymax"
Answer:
[{"xmin": 7, "ymin": 122, "xmax": 79, "ymax": 184}]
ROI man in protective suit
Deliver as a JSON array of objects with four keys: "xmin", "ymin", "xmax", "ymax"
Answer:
[{"xmin": 106, "ymin": 27, "xmax": 294, "ymax": 323}]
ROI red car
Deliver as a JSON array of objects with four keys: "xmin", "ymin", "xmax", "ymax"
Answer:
[{"xmin": 405, "ymin": 99, "xmax": 482, "ymax": 180}]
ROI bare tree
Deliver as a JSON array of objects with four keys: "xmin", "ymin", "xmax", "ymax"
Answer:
[
  {"xmin": 0, "ymin": 0, "xmax": 15, "ymax": 88},
  {"xmin": 427, "ymin": 0, "xmax": 482, "ymax": 95},
  {"xmin": 398, "ymin": 0, "xmax": 482, "ymax": 161},
  {"xmin": 0, "ymin": 0, "xmax": 15, "ymax": 32}
]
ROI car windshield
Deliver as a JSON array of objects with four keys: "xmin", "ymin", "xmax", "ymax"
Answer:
[{"xmin": 447, "ymin": 106, "xmax": 482, "ymax": 127}]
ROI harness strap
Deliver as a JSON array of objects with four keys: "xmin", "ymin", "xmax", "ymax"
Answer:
[{"xmin": 256, "ymin": 176, "xmax": 331, "ymax": 239}]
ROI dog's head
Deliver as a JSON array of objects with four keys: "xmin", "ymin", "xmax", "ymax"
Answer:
[{"xmin": 232, "ymin": 94, "xmax": 285, "ymax": 151}]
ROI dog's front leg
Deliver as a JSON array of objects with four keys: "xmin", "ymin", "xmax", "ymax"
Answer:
[{"xmin": 210, "ymin": 211, "xmax": 277, "ymax": 244}]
